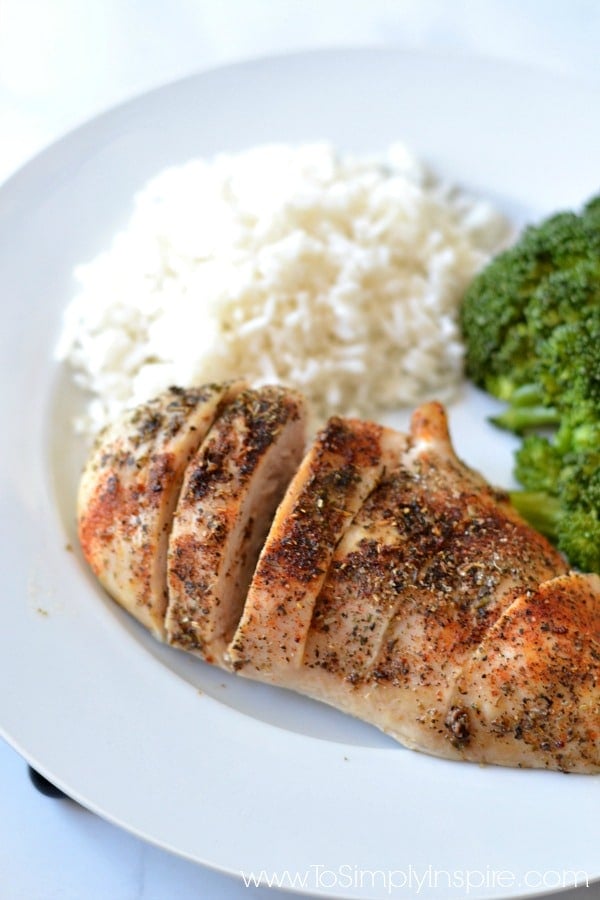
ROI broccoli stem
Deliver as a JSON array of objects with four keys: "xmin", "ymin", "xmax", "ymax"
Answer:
[
  {"xmin": 491, "ymin": 404, "xmax": 560, "ymax": 434},
  {"xmin": 507, "ymin": 383, "xmax": 547, "ymax": 407},
  {"xmin": 509, "ymin": 490, "xmax": 561, "ymax": 540}
]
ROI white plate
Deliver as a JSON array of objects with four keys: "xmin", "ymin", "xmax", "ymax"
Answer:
[{"xmin": 1, "ymin": 49, "xmax": 599, "ymax": 900}]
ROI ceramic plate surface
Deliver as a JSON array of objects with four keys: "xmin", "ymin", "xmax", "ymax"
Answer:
[{"xmin": 0, "ymin": 49, "xmax": 599, "ymax": 900}]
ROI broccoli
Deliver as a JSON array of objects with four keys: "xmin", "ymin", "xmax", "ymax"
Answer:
[
  {"xmin": 460, "ymin": 193, "xmax": 600, "ymax": 573},
  {"xmin": 513, "ymin": 434, "xmax": 563, "ymax": 493},
  {"xmin": 510, "ymin": 491, "xmax": 600, "ymax": 574},
  {"xmin": 490, "ymin": 306, "xmax": 600, "ymax": 433},
  {"xmin": 461, "ymin": 198, "xmax": 600, "ymax": 397},
  {"xmin": 510, "ymin": 445, "xmax": 600, "ymax": 574}
]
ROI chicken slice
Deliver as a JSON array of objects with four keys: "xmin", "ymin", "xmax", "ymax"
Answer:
[
  {"xmin": 165, "ymin": 386, "xmax": 307, "ymax": 663},
  {"xmin": 227, "ymin": 418, "xmax": 407, "ymax": 676},
  {"xmin": 77, "ymin": 381, "xmax": 246, "ymax": 638},
  {"xmin": 445, "ymin": 573, "xmax": 600, "ymax": 773},
  {"xmin": 302, "ymin": 464, "xmax": 445, "ymax": 680}
]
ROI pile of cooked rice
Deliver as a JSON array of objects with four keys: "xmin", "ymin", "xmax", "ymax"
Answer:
[{"xmin": 57, "ymin": 142, "xmax": 510, "ymax": 437}]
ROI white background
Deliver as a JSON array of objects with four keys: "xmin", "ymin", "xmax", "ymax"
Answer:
[{"xmin": 1, "ymin": 1, "xmax": 599, "ymax": 898}]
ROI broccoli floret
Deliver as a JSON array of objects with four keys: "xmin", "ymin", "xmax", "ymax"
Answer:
[
  {"xmin": 553, "ymin": 324, "xmax": 600, "ymax": 414},
  {"xmin": 506, "ymin": 378, "xmax": 600, "ymax": 572},
  {"xmin": 558, "ymin": 448, "xmax": 600, "ymax": 509},
  {"xmin": 513, "ymin": 435, "xmax": 563, "ymax": 493},
  {"xmin": 460, "ymin": 193, "xmax": 600, "ymax": 572},
  {"xmin": 525, "ymin": 259, "xmax": 600, "ymax": 340},
  {"xmin": 557, "ymin": 510, "xmax": 600, "ymax": 574},
  {"xmin": 461, "ymin": 196, "xmax": 600, "ymax": 395},
  {"xmin": 492, "ymin": 308, "xmax": 600, "ymax": 433},
  {"xmin": 511, "ymin": 491, "xmax": 600, "ymax": 573},
  {"xmin": 510, "ymin": 450, "xmax": 600, "ymax": 572},
  {"xmin": 561, "ymin": 420, "xmax": 600, "ymax": 453},
  {"xmin": 460, "ymin": 242, "xmax": 551, "ymax": 390}
]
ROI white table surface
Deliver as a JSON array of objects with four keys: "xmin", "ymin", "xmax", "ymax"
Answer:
[{"xmin": 1, "ymin": 2, "xmax": 599, "ymax": 898}]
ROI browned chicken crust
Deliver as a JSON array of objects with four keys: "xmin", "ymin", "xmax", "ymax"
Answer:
[
  {"xmin": 77, "ymin": 386, "xmax": 599, "ymax": 772},
  {"xmin": 449, "ymin": 573, "xmax": 600, "ymax": 772},
  {"xmin": 77, "ymin": 381, "xmax": 246, "ymax": 637}
]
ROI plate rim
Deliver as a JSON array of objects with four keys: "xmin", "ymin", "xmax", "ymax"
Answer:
[{"xmin": 1, "ymin": 46, "xmax": 599, "ymax": 900}]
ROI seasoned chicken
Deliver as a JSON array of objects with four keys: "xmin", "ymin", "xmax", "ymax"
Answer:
[
  {"xmin": 231, "ymin": 402, "xmax": 590, "ymax": 771},
  {"xmin": 166, "ymin": 386, "xmax": 307, "ymax": 663},
  {"xmin": 77, "ymin": 382, "xmax": 246, "ymax": 637},
  {"xmin": 448, "ymin": 572, "xmax": 600, "ymax": 772},
  {"xmin": 227, "ymin": 418, "xmax": 407, "ymax": 675},
  {"xmin": 77, "ymin": 384, "xmax": 599, "ymax": 773}
]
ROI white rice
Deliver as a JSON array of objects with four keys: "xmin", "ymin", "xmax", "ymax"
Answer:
[{"xmin": 57, "ymin": 142, "xmax": 510, "ymax": 437}]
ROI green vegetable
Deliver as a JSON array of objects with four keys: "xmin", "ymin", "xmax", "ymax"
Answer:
[
  {"xmin": 460, "ymin": 194, "xmax": 600, "ymax": 572},
  {"xmin": 511, "ymin": 436, "xmax": 600, "ymax": 573}
]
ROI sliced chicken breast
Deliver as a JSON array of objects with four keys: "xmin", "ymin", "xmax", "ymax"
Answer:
[
  {"xmin": 165, "ymin": 386, "xmax": 307, "ymax": 663},
  {"xmin": 228, "ymin": 403, "xmax": 575, "ymax": 771},
  {"xmin": 78, "ymin": 384, "xmax": 596, "ymax": 772},
  {"xmin": 227, "ymin": 418, "xmax": 407, "ymax": 676},
  {"xmin": 323, "ymin": 402, "xmax": 568, "ymax": 758},
  {"xmin": 77, "ymin": 381, "xmax": 246, "ymax": 637}
]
